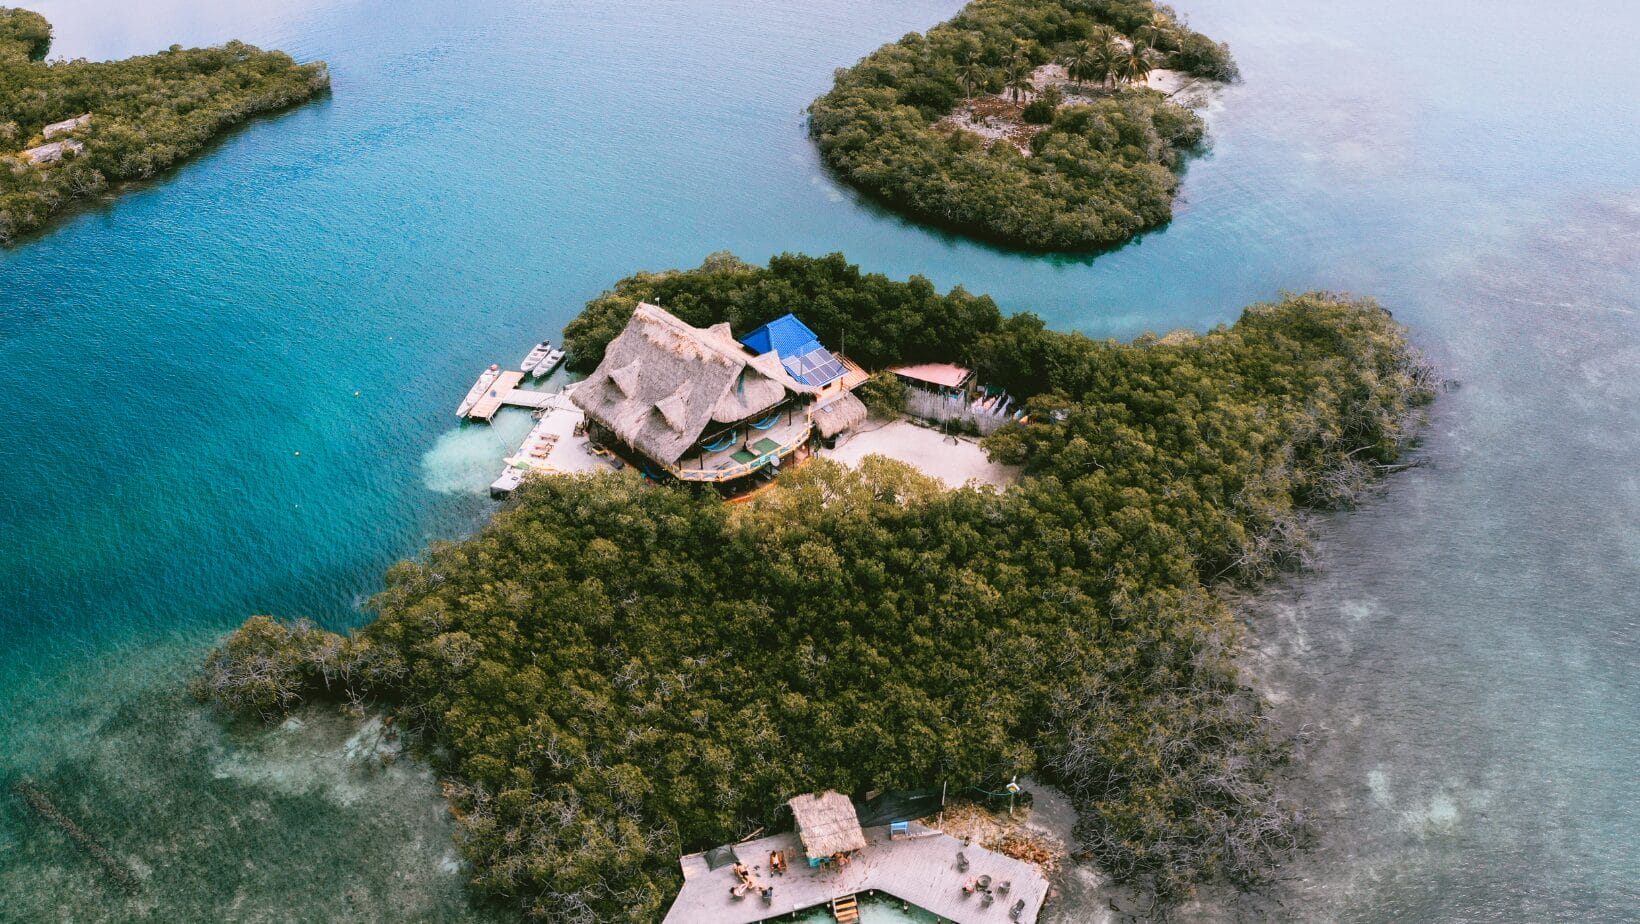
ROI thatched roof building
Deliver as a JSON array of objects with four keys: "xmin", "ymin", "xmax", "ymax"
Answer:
[
  {"xmin": 811, "ymin": 392, "xmax": 868, "ymax": 439},
  {"xmin": 571, "ymin": 303, "xmax": 817, "ymax": 467},
  {"xmin": 788, "ymin": 790, "xmax": 866, "ymax": 859}
]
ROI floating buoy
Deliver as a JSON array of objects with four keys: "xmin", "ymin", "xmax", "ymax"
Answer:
[
  {"xmin": 294, "ymin": 451, "xmax": 301, "ymax": 456},
  {"xmin": 354, "ymin": 391, "xmax": 360, "ymax": 396}
]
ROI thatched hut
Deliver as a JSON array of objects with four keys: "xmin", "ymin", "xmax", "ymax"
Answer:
[
  {"xmin": 787, "ymin": 790, "xmax": 867, "ymax": 860},
  {"xmin": 571, "ymin": 303, "xmax": 820, "ymax": 483},
  {"xmin": 811, "ymin": 392, "xmax": 868, "ymax": 442}
]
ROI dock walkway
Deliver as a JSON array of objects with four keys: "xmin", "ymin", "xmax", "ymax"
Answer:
[
  {"xmin": 466, "ymin": 370, "xmax": 524, "ymax": 421},
  {"xmin": 662, "ymin": 822, "xmax": 1048, "ymax": 924},
  {"xmin": 459, "ymin": 369, "xmax": 561, "ymax": 422},
  {"xmin": 489, "ymin": 387, "xmax": 612, "ymax": 495}
]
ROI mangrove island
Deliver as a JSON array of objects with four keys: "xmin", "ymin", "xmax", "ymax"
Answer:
[
  {"xmin": 200, "ymin": 252, "xmax": 1434, "ymax": 921},
  {"xmin": 809, "ymin": 0, "xmax": 1236, "ymax": 251},
  {"xmin": 0, "ymin": 6, "xmax": 329, "ymax": 243}
]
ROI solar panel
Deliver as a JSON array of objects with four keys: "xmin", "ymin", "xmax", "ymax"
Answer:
[{"xmin": 784, "ymin": 345, "xmax": 846, "ymax": 386}]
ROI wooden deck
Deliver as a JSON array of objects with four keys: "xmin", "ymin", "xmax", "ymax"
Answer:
[
  {"xmin": 465, "ymin": 371, "xmax": 524, "ymax": 421},
  {"xmin": 661, "ymin": 823, "xmax": 1049, "ymax": 924},
  {"xmin": 491, "ymin": 389, "xmax": 612, "ymax": 495}
]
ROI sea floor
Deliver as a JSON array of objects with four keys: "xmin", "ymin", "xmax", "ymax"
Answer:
[{"xmin": 0, "ymin": 642, "xmax": 503, "ymax": 924}]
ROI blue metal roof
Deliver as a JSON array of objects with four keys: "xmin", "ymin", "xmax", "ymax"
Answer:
[
  {"xmin": 741, "ymin": 314, "xmax": 819, "ymax": 358},
  {"xmin": 740, "ymin": 314, "xmax": 846, "ymax": 387}
]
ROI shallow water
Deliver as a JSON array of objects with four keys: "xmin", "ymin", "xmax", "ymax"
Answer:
[{"xmin": 2, "ymin": 0, "xmax": 1638, "ymax": 920}]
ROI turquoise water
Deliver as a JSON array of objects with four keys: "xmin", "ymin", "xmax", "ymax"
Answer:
[{"xmin": 2, "ymin": 0, "xmax": 1639, "ymax": 920}]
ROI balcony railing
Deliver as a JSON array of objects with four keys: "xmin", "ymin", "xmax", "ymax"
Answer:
[{"xmin": 667, "ymin": 422, "xmax": 812, "ymax": 483}]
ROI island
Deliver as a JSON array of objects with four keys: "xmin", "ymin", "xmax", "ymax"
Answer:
[
  {"xmin": 0, "ymin": 7, "xmax": 329, "ymax": 243},
  {"xmin": 199, "ymin": 252, "xmax": 1434, "ymax": 921},
  {"xmin": 809, "ymin": 0, "xmax": 1236, "ymax": 251}
]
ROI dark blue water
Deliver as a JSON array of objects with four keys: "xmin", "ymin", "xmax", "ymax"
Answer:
[{"xmin": 3, "ymin": 0, "xmax": 1638, "ymax": 920}]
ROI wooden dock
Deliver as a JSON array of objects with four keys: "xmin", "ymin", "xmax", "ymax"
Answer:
[
  {"xmin": 466, "ymin": 370, "xmax": 524, "ymax": 421},
  {"xmin": 459, "ymin": 372, "xmax": 561, "ymax": 423},
  {"xmin": 661, "ymin": 822, "xmax": 1048, "ymax": 924}
]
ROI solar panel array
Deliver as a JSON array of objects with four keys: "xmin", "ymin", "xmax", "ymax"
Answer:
[{"xmin": 784, "ymin": 345, "xmax": 847, "ymax": 387}]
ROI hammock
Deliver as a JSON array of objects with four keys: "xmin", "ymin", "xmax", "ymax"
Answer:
[
  {"xmin": 698, "ymin": 429, "xmax": 739, "ymax": 452},
  {"xmin": 749, "ymin": 409, "xmax": 782, "ymax": 431}
]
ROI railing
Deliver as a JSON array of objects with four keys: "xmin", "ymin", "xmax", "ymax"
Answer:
[{"xmin": 668, "ymin": 423, "xmax": 812, "ymax": 482}]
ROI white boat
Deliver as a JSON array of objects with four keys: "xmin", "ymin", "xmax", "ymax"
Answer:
[
  {"xmin": 520, "ymin": 340, "xmax": 554, "ymax": 374},
  {"xmin": 531, "ymin": 347, "xmax": 566, "ymax": 378},
  {"xmin": 456, "ymin": 364, "xmax": 502, "ymax": 417}
]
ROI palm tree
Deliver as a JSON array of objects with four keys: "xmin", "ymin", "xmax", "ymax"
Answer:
[
  {"xmin": 1059, "ymin": 42, "xmax": 1096, "ymax": 92},
  {"xmin": 1006, "ymin": 62, "xmax": 1034, "ymax": 103},
  {"xmin": 1002, "ymin": 42, "xmax": 1028, "ymax": 74},
  {"xmin": 1094, "ymin": 42, "xmax": 1125, "ymax": 90},
  {"xmin": 956, "ymin": 56, "xmax": 988, "ymax": 98},
  {"xmin": 1138, "ymin": 12, "xmax": 1175, "ymax": 51},
  {"xmin": 1118, "ymin": 41, "xmax": 1154, "ymax": 87}
]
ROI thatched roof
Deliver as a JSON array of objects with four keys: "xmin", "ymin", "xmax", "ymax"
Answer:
[
  {"xmin": 788, "ymin": 791, "xmax": 866, "ymax": 858},
  {"xmin": 571, "ymin": 304, "xmax": 816, "ymax": 466},
  {"xmin": 811, "ymin": 392, "xmax": 867, "ymax": 438}
]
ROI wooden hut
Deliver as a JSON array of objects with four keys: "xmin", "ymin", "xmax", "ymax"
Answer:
[
  {"xmin": 787, "ymin": 790, "xmax": 867, "ymax": 862},
  {"xmin": 810, "ymin": 392, "xmax": 868, "ymax": 445}
]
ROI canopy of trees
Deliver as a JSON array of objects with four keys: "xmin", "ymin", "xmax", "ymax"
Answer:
[
  {"xmin": 0, "ymin": 7, "xmax": 328, "ymax": 243},
  {"xmin": 561, "ymin": 251, "xmax": 1004, "ymax": 374},
  {"xmin": 810, "ymin": 0, "xmax": 1236, "ymax": 251},
  {"xmin": 0, "ymin": 7, "xmax": 49, "ymax": 62},
  {"xmin": 202, "ymin": 254, "xmax": 1434, "ymax": 921}
]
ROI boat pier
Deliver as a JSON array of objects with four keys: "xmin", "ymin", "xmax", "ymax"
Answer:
[{"xmin": 456, "ymin": 368, "xmax": 557, "ymax": 422}]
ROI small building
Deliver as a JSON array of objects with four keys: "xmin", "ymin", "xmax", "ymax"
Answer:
[
  {"xmin": 889, "ymin": 362, "xmax": 974, "ymax": 396},
  {"xmin": 740, "ymin": 313, "xmax": 852, "ymax": 389},
  {"xmin": 740, "ymin": 313, "xmax": 869, "ymax": 447},
  {"xmin": 571, "ymin": 303, "xmax": 820, "ymax": 486},
  {"xmin": 810, "ymin": 391, "xmax": 868, "ymax": 445},
  {"xmin": 787, "ymin": 790, "xmax": 867, "ymax": 863}
]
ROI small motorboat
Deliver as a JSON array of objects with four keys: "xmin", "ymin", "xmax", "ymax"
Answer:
[
  {"xmin": 456, "ymin": 364, "xmax": 501, "ymax": 417},
  {"xmin": 520, "ymin": 340, "xmax": 554, "ymax": 374},
  {"xmin": 530, "ymin": 346, "xmax": 567, "ymax": 378}
]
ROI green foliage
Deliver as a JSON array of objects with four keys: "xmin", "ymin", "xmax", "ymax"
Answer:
[
  {"xmin": 1167, "ymin": 31, "xmax": 1239, "ymax": 82},
  {"xmin": 1022, "ymin": 85, "xmax": 1062, "ymax": 124},
  {"xmin": 195, "ymin": 615, "xmax": 405, "ymax": 720},
  {"xmin": 0, "ymin": 7, "xmax": 51, "ymax": 62},
  {"xmin": 562, "ymin": 251, "xmax": 1004, "ymax": 373},
  {"xmin": 0, "ymin": 9, "xmax": 328, "ymax": 243},
  {"xmin": 206, "ymin": 258, "xmax": 1434, "ymax": 917},
  {"xmin": 808, "ymin": 0, "xmax": 1230, "ymax": 250},
  {"xmin": 856, "ymin": 369, "xmax": 908, "ymax": 417}
]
